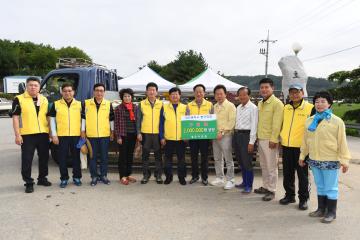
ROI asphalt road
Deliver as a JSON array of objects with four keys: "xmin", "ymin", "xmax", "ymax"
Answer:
[{"xmin": 0, "ymin": 118, "xmax": 359, "ymax": 240}]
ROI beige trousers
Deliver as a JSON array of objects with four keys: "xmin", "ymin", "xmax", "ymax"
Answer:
[{"xmin": 258, "ymin": 139, "xmax": 279, "ymax": 192}]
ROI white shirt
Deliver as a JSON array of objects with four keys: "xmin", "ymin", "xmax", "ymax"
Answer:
[{"xmin": 235, "ymin": 100, "xmax": 258, "ymax": 144}]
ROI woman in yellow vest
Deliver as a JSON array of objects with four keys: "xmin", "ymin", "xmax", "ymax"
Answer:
[
  {"xmin": 160, "ymin": 87, "xmax": 187, "ymax": 185},
  {"xmin": 11, "ymin": 77, "xmax": 51, "ymax": 193},
  {"xmin": 49, "ymin": 83, "xmax": 82, "ymax": 188},
  {"xmin": 279, "ymin": 84, "xmax": 314, "ymax": 210},
  {"xmin": 186, "ymin": 84, "xmax": 213, "ymax": 186},
  {"xmin": 81, "ymin": 83, "xmax": 114, "ymax": 186},
  {"xmin": 299, "ymin": 91, "xmax": 351, "ymax": 223}
]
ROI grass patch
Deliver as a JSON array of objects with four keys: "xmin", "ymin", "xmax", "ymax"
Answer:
[{"xmin": 332, "ymin": 103, "xmax": 360, "ymax": 123}]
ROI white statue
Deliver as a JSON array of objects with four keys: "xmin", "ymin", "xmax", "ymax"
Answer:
[{"xmin": 278, "ymin": 43, "xmax": 308, "ymax": 101}]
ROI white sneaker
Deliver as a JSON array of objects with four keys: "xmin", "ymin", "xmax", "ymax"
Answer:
[
  {"xmin": 210, "ymin": 178, "xmax": 225, "ymax": 186},
  {"xmin": 224, "ymin": 180, "xmax": 235, "ymax": 190}
]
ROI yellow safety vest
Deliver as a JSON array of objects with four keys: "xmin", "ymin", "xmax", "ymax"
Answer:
[
  {"xmin": 187, "ymin": 99, "xmax": 213, "ymax": 115},
  {"xmin": 163, "ymin": 103, "xmax": 187, "ymax": 141},
  {"xmin": 54, "ymin": 98, "xmax": 81, "ymax": 136},
  {"xmin": 85, "ymin": 98, "xmax": 111, "ymax": 138},
  {"xmin": 280, "ymin": 100, "xmax": 314, "ymax": 148},
  {"xmin": 140, "ymin": 98, "xmax": 163, "ymax": 134},
  {"xmin": 17, "ymin": 91, "xmax": 49, "ymax": 135}
]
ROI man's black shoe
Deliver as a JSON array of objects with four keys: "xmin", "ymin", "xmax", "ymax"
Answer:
[
  {"xmin": 141, "ymin": 176, "xmax": 150, "ymax": 184},
  {"xmin": 164, "ymin": 175, "xmax": 173, "ymax": 185},
  {"xmin": 201, "ymin": 179, "xmax": 208, "ymax": 186},
  {"xmin": 189, "ymin": 177, "xmax": 199, "ymax": 184},
  {"xmin": 262, "ymin": 192, "xmax": 275, "ymax": 201},
  {"xmin": 254, "ymin": 187, "xmax": 270, "ymax": 194},
  {"xmin": 279, "ymin": 196, "xmax": 296, "ymax": 205},
  {"xmin": 179, "ymin": 178, "xmax": 186, "ymax": 185},
  {"xmin": 299, "ymin": 200, "xmax": 308, "ymax": 210},
  {"xmin": 25, "ymin": 183, "xmax": 34, "ymax": 193},
  {"xmin": 156, "ymin": 176, "xmax": 163, "ymax": 184},
  {"xmin": 37, "ymin": 179, "xmax": 52, "ymax": 187}
]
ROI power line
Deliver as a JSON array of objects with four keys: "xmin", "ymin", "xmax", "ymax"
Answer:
[
  {"xmin": 303, "ymin": 43, "xmax": 360, "ymax": 62},
  {"xmin": 277, "ymin": 0, "xmax": 356, "ymax": 41},
  {"xmin": 275, "ymin": 0, "xmax": 343, "ymax": 39}
]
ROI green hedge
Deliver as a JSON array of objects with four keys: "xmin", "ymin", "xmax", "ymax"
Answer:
[{"xmin": 0, "ymin": 93, "xmax": 15, "ymax": 100}]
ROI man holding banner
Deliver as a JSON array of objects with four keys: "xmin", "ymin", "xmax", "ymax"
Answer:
[
  {"xmin": 210, "ymin": 85, "xmax": 236, "ymax": 189},
  {"xmin": 186, "ymin": 84, "xmax": 214, "ymax": 186},
  {"xmin": 160, "ymin": 87, "xmax": 188, "ymax": 185}
]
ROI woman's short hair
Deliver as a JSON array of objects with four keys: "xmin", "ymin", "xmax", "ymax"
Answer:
[
  {"xmin": 313, "ymin": 91, "xmax": 333, "ymax": 106},
  {"xmin": 119, "ymin": 88, "xmax": 134, "ymax": 100}
]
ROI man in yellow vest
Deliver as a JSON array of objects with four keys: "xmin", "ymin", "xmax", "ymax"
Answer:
[
  {"xmin": 12, "ymin": 77, "xmax": 51, "ymax": 193},
  {"xmin": 160, "ymin": 87, "xmax": 187, "ymax": 185},
  {"xmin": 81, "ymin": 83, "xmax": 114, "ymax": 186},
  {"xmin": 48, "ymin": 83, "xmax": 82, "ymax": 188},
  {"xmin": 186, "ymin": 84, "xmax": 213, "ymax": 186},
  {"xmin": 136, "ymin": 82, "xmax": 163, "ymax": 184},
  {"xmin": 255, "ymin": 78, "xmax": 284, "ymax": 201},
  {"xmin": 279, "ymin": 84, "xmax": 314, "ymax": 210}
]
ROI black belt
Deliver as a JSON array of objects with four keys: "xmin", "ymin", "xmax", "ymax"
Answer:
[{"xmin": 235, "ymin": 129, "xmax": 250, "ymax": 133}]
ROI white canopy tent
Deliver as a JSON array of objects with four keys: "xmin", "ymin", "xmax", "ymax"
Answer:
[
  {"xmin": 118, "ymin": 66, "xmax": 175, "ymax": 92},
  {"xmin": 179, "ymin": 68, "xmax": 243, "ymax": 93}
]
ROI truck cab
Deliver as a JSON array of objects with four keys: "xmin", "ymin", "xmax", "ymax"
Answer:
[
  {"xmin": 36, "ymin": 59, "xmax": 119, "ymax": 164},
  {"xmin": 40, "ymin": 66, "xmax": 118, "ymax": 103}
]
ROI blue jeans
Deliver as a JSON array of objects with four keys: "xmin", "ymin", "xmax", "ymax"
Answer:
[
  {"xmin": 311, "ymin": 166, "xmax": 339, "ymax": 200},
  {"xmin": 88, "ymin": 137, "xmax": 110, "ymax": 178}
]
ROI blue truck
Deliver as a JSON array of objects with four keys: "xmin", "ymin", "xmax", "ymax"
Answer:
[{"xmin": 18, "ymin": 59, "xmax": 119, "ymax": 164}]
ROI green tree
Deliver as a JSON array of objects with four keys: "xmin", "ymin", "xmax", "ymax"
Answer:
[
  {"xmin": 0, "ymin": 39, "xmax": 92, "ymax": 81},
  {"xmin": 147, "ymin": 60, "xmax": 162, "ymax": 74},
  {"xmin": 56, "ymin": 46, "xmax": 92, "ymax": 61},
  {"xmin": 328, "ymin": 67, "xmax": 360, "ymax": 103},
  {"xmin": 328, "ymin": 66, "xmax": 360, "ymax": 123},
  {"xmin": 0, "ymin": 40, "xmax": 18, "ymax": 77},
  {"xmin": 147, "ymin": 50, "xmax": 208, "ymax": 84}
]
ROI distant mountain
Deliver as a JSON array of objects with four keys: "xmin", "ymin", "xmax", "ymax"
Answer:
[{"xmin": 227, "ymin": 75, "xmax": 336, "ymax": 96}]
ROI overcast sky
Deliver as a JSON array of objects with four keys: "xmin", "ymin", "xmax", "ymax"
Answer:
[{"xmin": 2, "ymin": 0, "xmax": 360, "ymax": 78}]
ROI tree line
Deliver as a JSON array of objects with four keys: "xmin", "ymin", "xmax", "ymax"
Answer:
[{"xmin": 0, "ymin": 39, "xmax": 91, "ymax": 80}]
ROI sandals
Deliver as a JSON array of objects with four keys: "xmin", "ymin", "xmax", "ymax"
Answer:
[
  {"xmin": 127, "ymin": 176, "xmax": 137, "ymax": 183},
  {"xmin": 120, "ymin": 177, "xmax": 129, "ymax": 185}
]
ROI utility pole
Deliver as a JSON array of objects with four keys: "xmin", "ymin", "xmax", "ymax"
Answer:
[{"xmin": 259, "ymin": 30, "xmax": 277, "ymax": 78}]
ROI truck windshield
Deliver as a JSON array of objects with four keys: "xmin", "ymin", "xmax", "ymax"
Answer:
[{"xmin": 41, "ymin": 73, "xmax": 79, "ymax": 103}]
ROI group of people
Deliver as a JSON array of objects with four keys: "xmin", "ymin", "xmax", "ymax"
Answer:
[{"xmin": 12, "ymin": 76, "xmax": 351, "ymax": 224}]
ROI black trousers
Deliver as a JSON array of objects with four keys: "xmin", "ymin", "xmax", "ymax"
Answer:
[
  {"xmin": 21, "ymin": 133, "xmax": 49, "ymax": 184},
  {"xmin": 164, "ymin": 140, "xmax": 186, "ymax": 179},
  {"xmin": 58, "ymin": 136, "xmax": 81, "ymax": 181},
  {"xmin": 118, "ymin": 133, "xmax": 137, "ymax": 178},
  {"xmin": 141, "ymin": 133, "xmax": 162, "ymax": 177},
  {"xmin": 282, "ymin": 146, "xmax": 309, "ymax": 201},
  {"xmin": 233, "ymin": 131, "xmax": 253, "ymax": 171},
  {"xmin": 189, "ymin": 140, "xmax": 209, "ymax": 180}
]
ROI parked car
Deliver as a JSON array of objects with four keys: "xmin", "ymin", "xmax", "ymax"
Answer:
[{"xmin": 0, "ymin": 98, "xmax": 12, "ymax": 116}]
